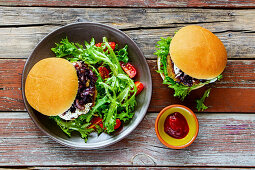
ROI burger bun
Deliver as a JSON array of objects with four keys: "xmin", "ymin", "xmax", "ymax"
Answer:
[
  {"xmin": 170, "ymin": 25, "xmax": 227, "ymax": 79},
  {"xmin": 25, "ymin": 58, "xmax": 78, "ymax": 116}
]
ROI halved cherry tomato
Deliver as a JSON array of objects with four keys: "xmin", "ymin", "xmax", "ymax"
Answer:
[
  {"xmin": 88, "ymin": 117, "xmax": 103, "ymax": 129},
  {"xmin": 135, "ymin": 81, "xmax": 144, "ymax": 96},
  {"xmin": 120, "ymin": 61, "xmax": 137, "ymax": 78},
  {"xmin": 95, "ymin": 42, "xmax": 116, "ymax": 50},
  {"xmin": 108, "ymin": 42, "xmax": 116, "ymax": 50},
  {"xmin": 114, "ymin": 119, "xmax": 121, "ymax": 130},
  {"xmin": 98, "ymin": 66, "xmax": 110, "ymax": 79},
  {"xmin": 98, "ymin": 121, "xmax": 103, "ymax": 129},
  {"xmin": 95, "ymin": 43, "xmax": 102, "ymax": 47},
  {"xmin": 89, "ymin": 117, "xmax": 121, "ymax": 130}
]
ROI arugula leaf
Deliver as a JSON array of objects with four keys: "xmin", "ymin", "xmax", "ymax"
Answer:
[
  {"xmin": 196, "ymin": 88, "xmax": 211, "ymax": 112},
  {"xmin": 51, "ymin": 37, "xmax": 82, "ymax": 62},
  {"xmin": 117, "ymin": 111, "xmax": 135, "ymax": 122},
  {"xmin": 94, "ymin": 124, "xmax": 104, "ymax": 135},
  {"xmin": 217, "ymin": 74, "xmax": 223, "ymax": 81},
  {"xmin": 162, "ymin": 76, "xmax": 191, "ymax": 101},
  {"xmin": 50, "ymin": 116, "xmax": 94, "ymax": 142},
  {"xmin": 116, "ymin": 45, "xmax": 129, "ymax": 63},
  {"xmin": 103, "ymin": 101, "xmax": 118, "ymax": 133},
  {"xmin": 154, "ymin": 37, "xmax": 172, "ymax": 59}
]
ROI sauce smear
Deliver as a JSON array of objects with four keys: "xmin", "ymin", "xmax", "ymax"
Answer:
[{"xmin": 164, "ymin": 112, "xmax": 189, "ymax": 139}]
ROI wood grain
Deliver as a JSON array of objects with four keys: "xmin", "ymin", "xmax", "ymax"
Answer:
[
  {"xmin": 0, "ymin": 112, "xmax": 255, "ymax": 166},
  {"xmin": 149, "ymin": 60, "xmax": 255, "ymax": 113},
  {"xmin": 1, "ymin": 59, "xmax": 254, "ymax": 112},
  {"xmin": 28, "ymin": 167, "xmax": 233, "ymax": 169},
  {"xmin": 25, "ymin": 167, "xmax": 229, "ymax": 169},
  {"xmin": 0, "ymin": 0, "xmax": 255, "ymax": 8},
  {"xmin": 0, "ymin": 7, "xmax": 255, "ymax": 59}
]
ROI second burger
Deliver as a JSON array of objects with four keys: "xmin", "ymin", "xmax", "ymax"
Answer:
[{"xmin": 155, "ymin": 25, "xmax": 227, "ymax": 100}]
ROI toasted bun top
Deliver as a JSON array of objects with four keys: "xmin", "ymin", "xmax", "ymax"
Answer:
[
  {"xmin": 170, "ymin": 25, "xmax": 227, "ymax": 79},
  {"xmin": 25, "ymin": 58, "xmax": 78, "ymax": 116}
]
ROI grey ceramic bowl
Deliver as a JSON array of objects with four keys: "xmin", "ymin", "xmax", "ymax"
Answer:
[{"xmin": 22, "ymin": 22, "xmax": 152, "ymax": 149}]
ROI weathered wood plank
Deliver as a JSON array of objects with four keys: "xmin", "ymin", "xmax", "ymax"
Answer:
[
  {"xmin": 149, "ymin": 60, "xmax": 255, "ymax": 113},
  {"xmin": 0, "ymin": 59, "xmax": 254, "ymax": 112},
  {"xmin": 0, "ymin": 112, "xmax": 255, "ymax": 166},
  {"xmin": 0, "ymin": 7, "xmax": 237, "ymax": 27},
  {"xmin": 0, "ymin": 59, "xmax": 25, "ymax": 111},
  {"xmin": 17, "ymin": 167, "xmax": 252, "ymax": 169},
  {"xmin": 1, "ymin": 27, "xmax": 255, "ymax": 60},
  {"xmin": 0, "ymin": 7, "xmax": 254, "ymax": 59},
  {"xmin": 0, "ymin": 0, "xmax": 255, "ymax": 8}
]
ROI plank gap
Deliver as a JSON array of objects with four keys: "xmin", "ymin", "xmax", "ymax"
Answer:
[{"xmin": 0, "ymin": 5, "xmax": 255, "ymax": 9}]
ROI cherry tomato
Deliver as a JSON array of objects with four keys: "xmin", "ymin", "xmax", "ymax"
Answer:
[
  {"xmin": 95, "ymin": 43, "xmax": 102, "ymax": 47},
  {"xmin": 120, "ymin": 61, "xmax": 137, "ymax": 78},
  {"xmin": 89, "ymin": 117, "xmax": 122, "ymax": 130},
  {"xmin": 98, "ymin": 122, "xmax": 104, "ymax": 129},
  {"xmin": 95, "ymin": 42, "xmax": 116, "ymax": 50},
  {"xmin": 114, "ymin": 119, "xmax": 121, "ymax": 130},
  {"xmin": 89, "ymin": 117, "xmax": 103, "ymax": 129},
  {"xmin": 135, "ymin": 81, "xmax": 144, "ymax": 96},
  {"xmin": 108, "ymin": 42, "xmax": 116, "ymax": 50},
  {"xmin": 98, "ymin": 66, "xmax": 110, "ymax": 79}
]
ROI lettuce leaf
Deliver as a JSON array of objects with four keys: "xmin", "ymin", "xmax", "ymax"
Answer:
[
  {"xmin": 50, "ymin": 116, "xmax": 94, "ymax": 142},
  {"xmin": 116, "ymin": 45, "xmax": 129, "ymax": 63},
  {"xmin": 196, "ymin": 88, "xmax": 211, "ymax": 112}
]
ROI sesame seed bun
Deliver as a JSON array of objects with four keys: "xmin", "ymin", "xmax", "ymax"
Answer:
[
  {"xmin": 25, "ymin": 58, "xmax": 78, "ymax": 116},
  {"xmin": 170, "ymin": 25, "xmax": 227, "ymax": 79}
]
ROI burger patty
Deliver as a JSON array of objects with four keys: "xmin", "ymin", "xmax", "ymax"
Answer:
[
  {"xmin": 167, "ymin": 54, "xmax": 206, "ymax": 87},
  {"xmin": 59, "ymin": 61, "xmax": 97, "ymax": 120}
]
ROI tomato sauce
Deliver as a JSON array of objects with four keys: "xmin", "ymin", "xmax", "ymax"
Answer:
[{"xmin": 164, "ymin": 112, "xmax": 189, "ymax": 139}]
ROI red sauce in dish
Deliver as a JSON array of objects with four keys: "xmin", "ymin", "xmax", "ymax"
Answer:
[{"xmin": 164, "ymin": 112, "xmax": 189, "ymax": 139}]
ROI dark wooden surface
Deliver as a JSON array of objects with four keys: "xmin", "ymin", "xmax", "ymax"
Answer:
[{"xmin": 0, "ymin": 1, "xmax": 255, "ymax": 169}]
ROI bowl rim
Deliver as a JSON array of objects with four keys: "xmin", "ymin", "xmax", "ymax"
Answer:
[
  {"xmin": 21, "ymin": 22, "xmax": 152, "ymax": 149},
  {"xmin": 155, "ymin": 104, "xmax": 199, "ymax": 149}
]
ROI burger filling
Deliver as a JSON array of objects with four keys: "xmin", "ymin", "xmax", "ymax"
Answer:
[
  {"xmin": 59, "ymin": 61, "xmax": 97, "ymax": 120},
  {"xmin": 168, "ymin": 56, "xmax": 217, "ymax": 87}
]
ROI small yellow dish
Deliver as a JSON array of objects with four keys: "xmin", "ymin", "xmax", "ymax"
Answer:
[{"xmin": 155, "ymin": 105, "xmax": 199, "ymax": 149}]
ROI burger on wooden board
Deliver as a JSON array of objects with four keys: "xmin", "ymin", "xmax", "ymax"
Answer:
[{"xmin": 155, "ymin": 25, "xmax": 227, "ymax": 101}]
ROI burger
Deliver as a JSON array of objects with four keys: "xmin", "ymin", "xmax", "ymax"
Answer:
[
  {"xmin": 25, "ymin": 58, "xmax": 97, "ymax": 119},
  {"xmin": 155, "ymin": 25, "xmax": 227, "ymax": 100}
]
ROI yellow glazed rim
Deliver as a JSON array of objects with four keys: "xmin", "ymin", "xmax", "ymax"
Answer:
[{"xmin": 155, "ymin": 105, "xmax": 199, "ymax": 149}]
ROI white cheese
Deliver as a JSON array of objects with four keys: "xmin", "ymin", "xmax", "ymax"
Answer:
[
  {"xmin": 173, "ymin": 63, "xmax": 216, "ymax": 81},
  {"xmin": 59, "ymin": 103, "xmax": 92, "ymax": 120},
  {"xmin": 173, "ymin": 63, "xmax": 181, "ymax": 75}
]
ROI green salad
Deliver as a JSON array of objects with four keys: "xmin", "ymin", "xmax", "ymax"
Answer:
[{"xmin": 50, "ymin": 37, "xmax": 144, "ymax": 142}]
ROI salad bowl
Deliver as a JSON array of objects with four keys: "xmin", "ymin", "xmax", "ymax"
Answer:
[{"xmin": 22, "ymin": 22, "xmax": 152, "ymax": 149}]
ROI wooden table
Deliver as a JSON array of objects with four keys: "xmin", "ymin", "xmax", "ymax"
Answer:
[{"xmin": 0, "ymin": 0, "xmax": 255, "ymax": 169}]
